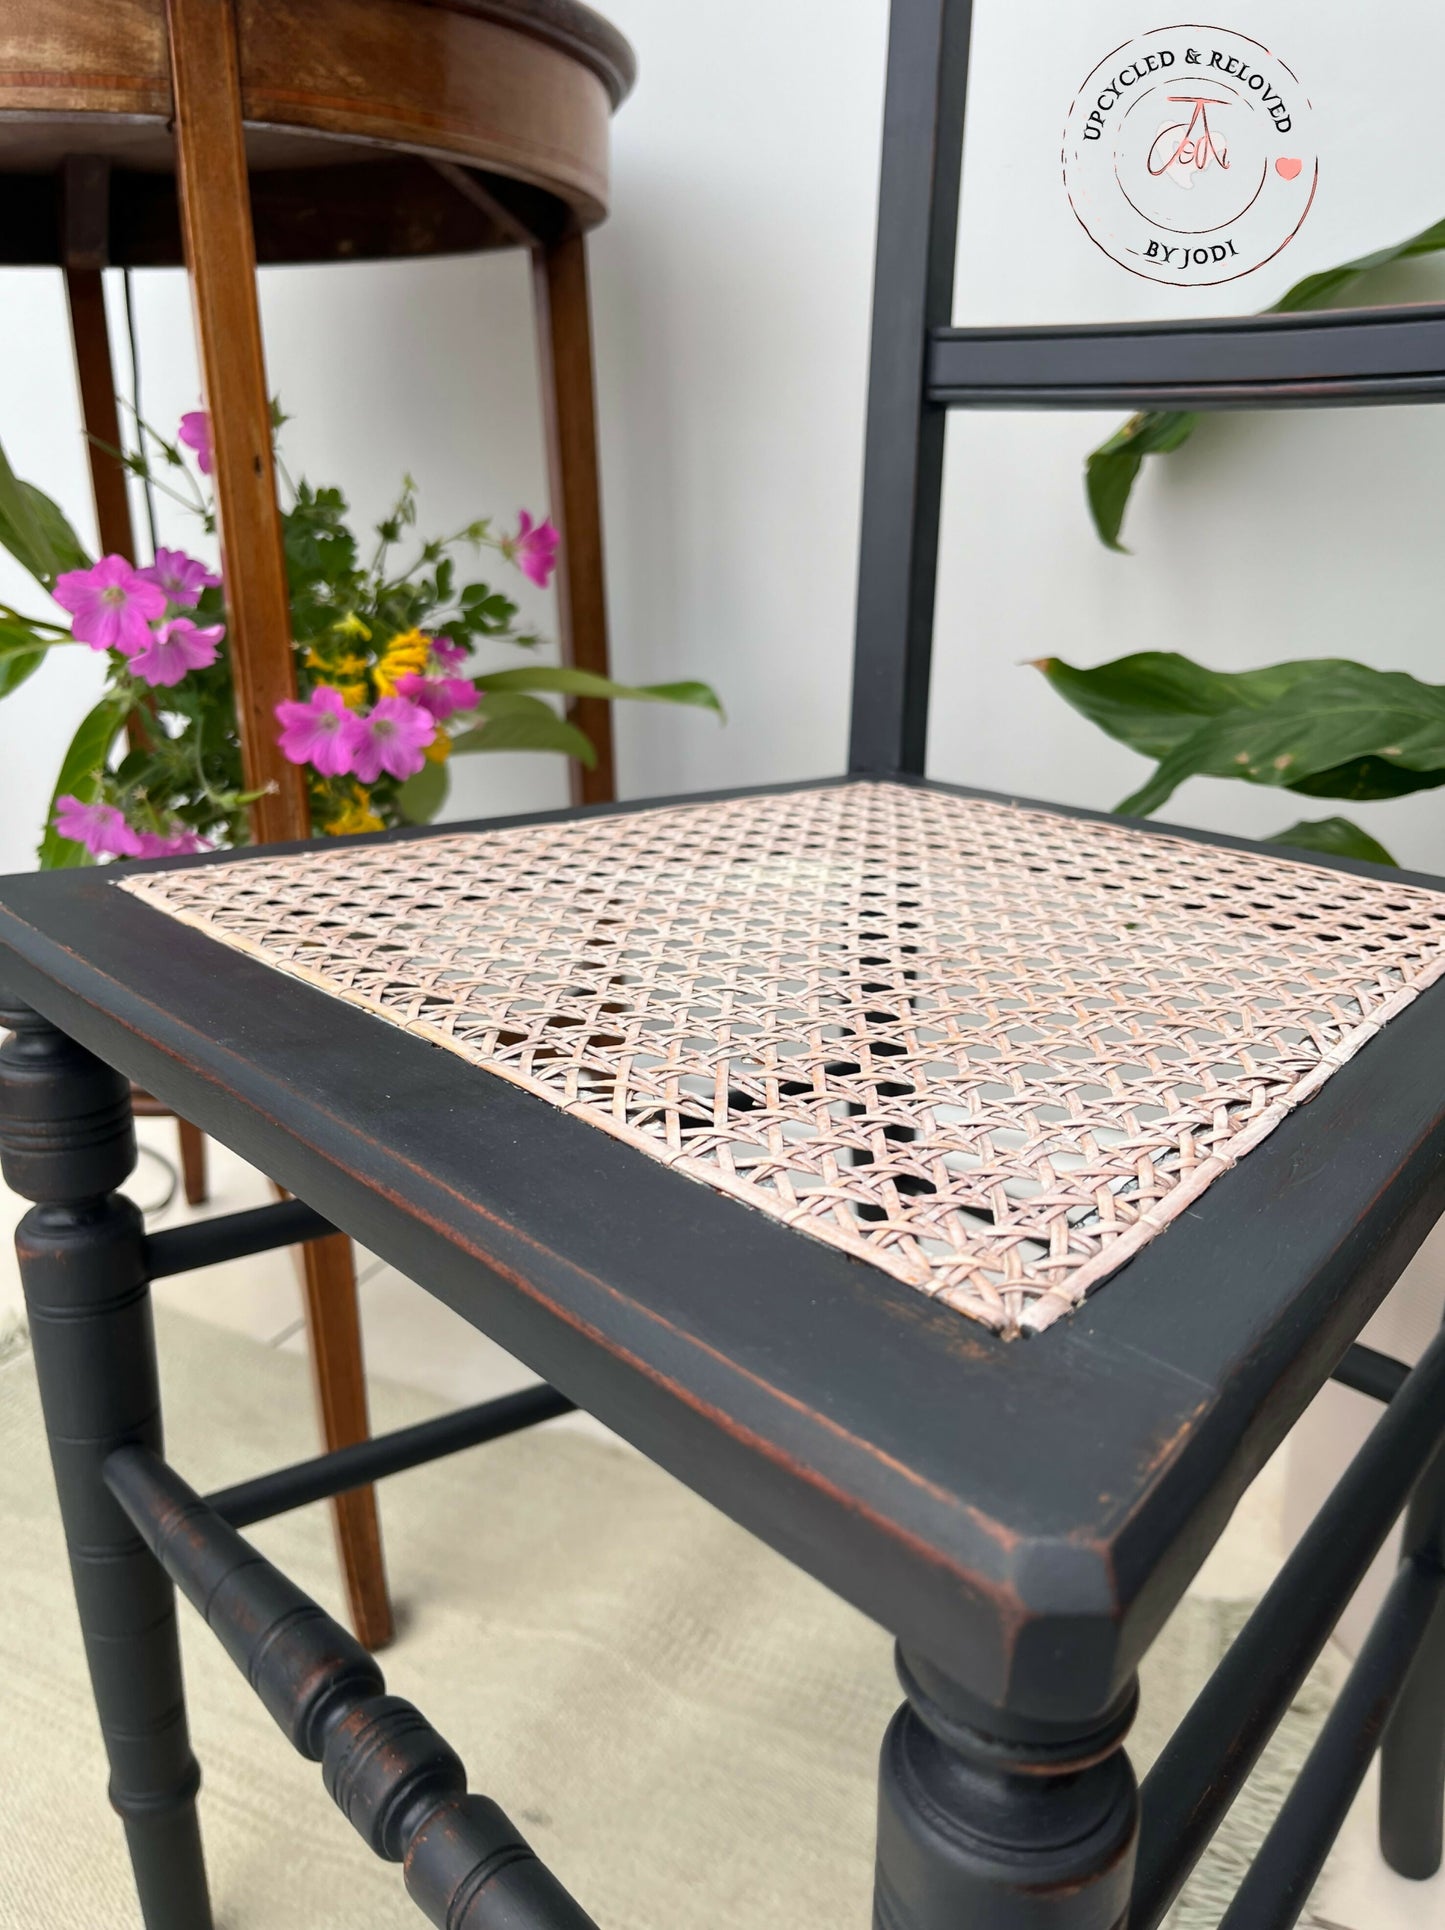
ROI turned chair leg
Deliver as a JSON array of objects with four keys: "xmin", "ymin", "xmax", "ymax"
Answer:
[
  {"xmin": 873, "ymin": 1647, "xmax": 1138, "ymax": 1930},
  {"xmin": 1380, "ymin": 1422, "xmax": 1445, "ymax": 1876},
  {"xmin": 0, "ymin": 998, "xmax": 213, "ymax": 1930}
]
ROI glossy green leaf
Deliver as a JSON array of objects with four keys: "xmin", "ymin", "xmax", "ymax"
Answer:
[
  {"xmin": 452, "ymin": 706, "xmax": 598, "ymax": 766},
  {"xmin": 473, "ymin": 664, "xmax": 724, "ymax": 716},
  {"xmin": 0, "ymin": 614, "xmax": 55, "ymax": 699},
  {"xmin": 1265, "ymin": 816, "xmax": 1397, "ymax": 867},
  {"xmin": 36, "ymin": 695, "xmax": 129, "ymax": 869},
  {"xmin": 1038, "ymin": 654, "xmax": 1445, "ymax": 807},
  {"xmin": 0, "ymin": 433, "xmax": 90, "ymax": 587},
  {"xmin": 1270, "ymin": 215, "xmax": 1445, "ymax": 313},
  {"xmin": 0, "ymin": 646, "xmax": 44, "ymax": 699},
  {"xmin": 20, "ymin": 481, "xmax": 90, "ymax": 581},
  {"xmin": 1084, "ymin": 412, "xmax": 1197, "ymax": 552},
  {"xmin": 1033, "ymin": 652, "xmax": 1316, "ymax": 758},
  {"xmin": 1085, "ymin": 214, "xmax": 1445, "ymax": 549},
  {"xmin": 1116, "ymin": 663, "xmax": 1445, "ymax": 817},
  {"xmin": 396, "ymin": 758, "xmax": 449, "ymax": 824},
  {"xmin": 1285, "ymin": 756, "xmax": 1445, "ymax": 802}
]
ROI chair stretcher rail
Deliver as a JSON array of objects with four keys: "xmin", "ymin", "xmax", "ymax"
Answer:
[
  {"xmin": 1131, "ymin": 1317, "xmax": 1445, "ymax": 1930},
  {"xmin": 208, "ymin": 1382, "xmax": 576, "ymax": 1527},
  {"xmin": 145, "ymin": 1197, "xmax": 337, "ymax": 1276},
  {"xmin": 1330, "ymin": 1343, "xmax": 1410, "ymax": 1404},
  {"xmin": 104, "ymin": 1445, "xmax": 599, "ymax": 1930},
  {"xmin": 1217, "ymin": 1558, "xmax": 1445, "ymax": 1930}
]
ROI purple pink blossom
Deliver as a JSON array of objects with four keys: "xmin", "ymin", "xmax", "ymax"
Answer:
[
  {"xmin": 394, "ymin": 670, "xmax": 479, "ymax": 722},
  {"xmin": 503, "ymin": 510, "xmax": 560, "ymax": 589},
  {"xmin": 178, "ymin": 410, "xmax": 213, "ymax": 475},
  {"xmin": 348, "ymin": 696, "xmax": 436, "ymax": 782},
  {"xmin": 53, "ymin": 555, "xmax": 167, "ymax": 656},
  {"xmin": 140, "ymin": 546, "xmax": 220, "ymax": 608},
  {"xmin": 133, "ymin": 826, "xmax": 211, "ymax": 858},
  {"xmin": 276, "ymin": 685, "xmax": 361, "ymax": 777},
  {"xmin": 55, "ymin": 795, "xmax": 210, "ymax": 861},
  {"xmin": 430, "ymin": 635, "xmax": 468, "ymax": 669},
  {"xmin": 53, "ymin": 795, "xmax": 143, "ymax": 859},
  {"xmin": 129, "ymin": 617, "xmax": 224, "ymax": 688}
]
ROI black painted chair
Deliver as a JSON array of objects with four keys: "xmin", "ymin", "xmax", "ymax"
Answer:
[{"xmin": 6, "ymin": 3, "xmax": 1445, "ymax": 1927}]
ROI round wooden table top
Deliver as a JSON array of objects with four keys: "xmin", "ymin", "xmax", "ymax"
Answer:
[{"xmin": 0, "ymin": 0, "xmax": 636, "ymax": 266}]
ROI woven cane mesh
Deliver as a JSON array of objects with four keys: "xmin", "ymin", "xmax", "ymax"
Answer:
[{"xmin": 120, "ymin": 782, "xmax": 1445, "ymax": 1337}]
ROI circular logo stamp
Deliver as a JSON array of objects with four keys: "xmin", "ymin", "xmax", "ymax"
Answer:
[{"xmin": 1063, "ymin": 26, "xmax": 1317, "ymax": 286}]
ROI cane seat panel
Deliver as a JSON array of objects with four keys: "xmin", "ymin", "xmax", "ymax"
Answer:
[{"xmin": 121, "ymin": 782, "xmax": 1445, "ymax": 1336}]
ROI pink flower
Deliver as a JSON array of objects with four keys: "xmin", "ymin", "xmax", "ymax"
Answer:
[
  {"xmin": 134, "ymin": 826, "xmax": 211, "ymax": 858},
  {"xmin": 178, "ymin": 410, "xmax": 213, "ymax": 476},
  {"xmin": 503, "ymin": 510, "xmax": 559, "ymax": 589},
  {"xmin": 431, "ymin": 635, "xmax": 468, "ymax": 669},
  {"xmin": 53, "ymin": 555, "xmax": 167, "ymax": 655},
  {"xmin": 275, "ymin": 685, "xmax": 361, "ymax": 777},
  {"xmin": 53, "ymin": 794, "xmax": 143, "ymax": 860},
  {"xmin": 394, "ymin": 670, "xmax": 479, "ymax": 722},
  {"xmin": 348, "ymin": 696, "xmax": 436, "ymax": 782},
  {"xmin": 128, "ymin": 617, "xmax": 224, "ymax": 688},
  {"xmin": 140, "ymin": 546, "xmax": 220, "ymax": 608}
]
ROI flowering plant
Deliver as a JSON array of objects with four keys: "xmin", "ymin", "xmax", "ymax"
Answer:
[{"xmin": 0, "ymin": 407, "xmax": 719, "ymax": 865}]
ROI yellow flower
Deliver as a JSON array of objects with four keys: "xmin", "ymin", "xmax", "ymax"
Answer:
[
  {"xmin": 304, "ymin": 647, "xmax": 371, "ymax": 706},
  {"xmin": 322, "ymin": 787, "xmax": 383, "ymax": 836},
  {"xmin": 373, "ymin": 627, "xmax": 432, "ymax": 697},
  {"xmin": 335, "ymin": 612, "xmax": 373, "ymax": 641},
  {"xmin": 423, "ymin": 731, "xmax": 452, "ymax": 765}
]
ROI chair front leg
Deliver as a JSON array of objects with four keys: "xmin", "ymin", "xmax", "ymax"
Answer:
[
  {"xmin": 873, "ymin": 1646, "xmax": 1138, "ymax": 1930},
  {"xmin": 0, "ymin": 996, "xmax": 212, "ymax": 1930}
]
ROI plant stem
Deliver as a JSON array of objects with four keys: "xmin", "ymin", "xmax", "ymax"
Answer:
[{"xmin": 0, "ymin": 603, "xmax": 70, "ymax": 636}]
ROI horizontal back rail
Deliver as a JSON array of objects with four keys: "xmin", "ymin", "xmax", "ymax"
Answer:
[{"xmin": 928, "ymin": 305, "xmax": 1445, "ymax": 410}]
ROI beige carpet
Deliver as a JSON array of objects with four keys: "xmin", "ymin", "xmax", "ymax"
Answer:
[{"xmin": 0, "ymin": 1309, "xmax": 1340, "ymax": 1929}]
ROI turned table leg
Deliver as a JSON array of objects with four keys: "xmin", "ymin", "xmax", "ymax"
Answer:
[
  {"xmin": 873, "ymin": 1647, "xmax": 1138, "ymax": 1930},
  {"xmin": 0, "ymin": 997, "xmax": 212, "ymax": 1930},
  {"xmin": 533, "ymin": 228, "xmax": 615, "ymax": 807}
]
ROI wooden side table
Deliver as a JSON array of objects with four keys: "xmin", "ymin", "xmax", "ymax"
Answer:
[
  {"xmin": 0, "ymin": 0, "xmax": 634, "ymax": 806},
  {"xmin": 0, "ymin": 0, "xmax": 636, "ymax": 1653}
]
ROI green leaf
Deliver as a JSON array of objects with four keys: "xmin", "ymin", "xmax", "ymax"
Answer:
[
  {"xmin": 1038, "ymin": 653, "xmax": 1445, "ymax": 806},
  {"xmin": 0, "ymin": 433, "xmax": 91, "ymax": 588},
  {"xmin": 1033, "ymin": 652, "xmax": 1315, "ymax": 759},
  {"xmin": 1265, "ymin": 817, "xmax": 1397, "ymax": 866},
  {"xmin": 451, "ymin": 708, "xmax": 598, "ymax": 766},
  {"xmin": 0, "ymin": 614, "xmax": 55, "ymax": 698},
  {"xmin": 1115, "ymin": 663, "xmax": 1445, "ymax": 817},
  {"xmin": 36, "ymin": 694, "xmax": 129, "ymax": 868},
  {"xmin": 20, "ymin": 481, "xmax": 90, "ymax": 580},
  {"xmin": 396, "ymin": 759, "xmax": 449, "ymax": 824},
  {"xmin": 1285, "ymin": 756, "xmax": 1445, "ymax": 802},
  {"xmin": 1084, "ymin": 412, "xmax": 1197, "ymax": 551},
  {"xmin": 0, "ymin": 645, "xmax": 44, "ymax": 699},
  {"xmin": 1270, "ymin": 215, "xmax": 1445, "ymax": 313},
  {"xmin": 1084, "ymin": 213, "xmax": 1445, "ymax": 549},
  {"xmin": 472, "ymin": 665, "xmax": 724, "ymax": 715}
]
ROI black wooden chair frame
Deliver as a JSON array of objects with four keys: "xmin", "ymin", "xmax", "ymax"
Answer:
[{"xmin": 5, "ymin": 3, "xmax": 1445, "ymax": 1927}]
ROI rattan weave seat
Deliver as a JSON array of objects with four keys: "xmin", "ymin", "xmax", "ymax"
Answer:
[{"xmin": 121, "ymin": 780, "xmax": 1445, "ymax": 1338}]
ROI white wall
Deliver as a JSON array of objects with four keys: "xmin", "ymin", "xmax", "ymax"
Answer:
[{"xmin": 1, "ymin": 0, "xmax": 1443, "ymax": 875}]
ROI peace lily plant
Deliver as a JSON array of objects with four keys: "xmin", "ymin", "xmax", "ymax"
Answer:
[
  {"xmin": 0, "ymin": 405, "xmax": 719, "ymax": 867},
  {"xmin": 1037, "ymin": 215, "xmax": 1445, "ymax": 866}
]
